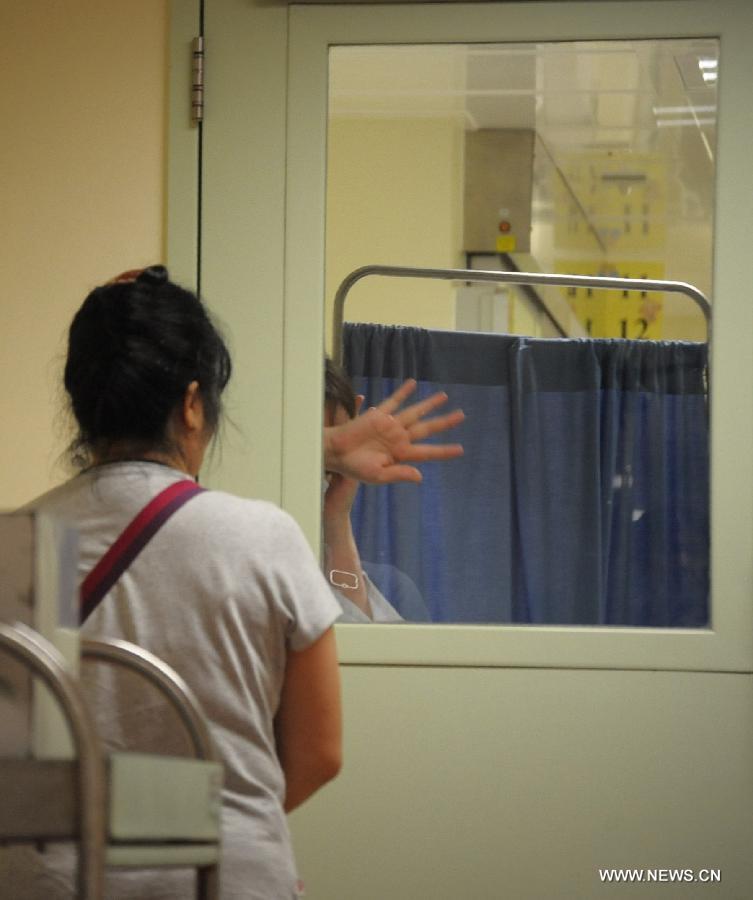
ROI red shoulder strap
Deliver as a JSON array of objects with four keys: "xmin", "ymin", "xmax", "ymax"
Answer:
[{"xmin": 80, "ymin": 480, "xmax": 205, "ymax": 623}]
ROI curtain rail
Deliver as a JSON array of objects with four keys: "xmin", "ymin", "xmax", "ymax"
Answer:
[{"xmin": 331, "ymin": 264, "xmax": 711, "ymax": 366}]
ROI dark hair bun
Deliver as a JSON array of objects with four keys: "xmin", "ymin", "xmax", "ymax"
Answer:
[
  {"xmin": 64, "ymin": 267, "xmax": 231, "ymax": 463},
  {"xmin": 136, "ymin": 265, "xmax": 169, "ymax": 287}
]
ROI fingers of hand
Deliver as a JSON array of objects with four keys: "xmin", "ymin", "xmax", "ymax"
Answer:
[
  {"xmin": 397, "ymin": 443, "xmax": 465, "ymax": 463},
  {"xmin": 407, "ymin": 408, "xmax": 465, "ymax": 441},
  {"xmin": 394, "ymin": 390, "xmax": 449, "ymax": 427},
  {"xmin": 373, "ymin": 464, "xmax": 423, "ymax": 484},
  {"xmin": 377, "ymin": 379, "xmax": 417, "ymax": 415}
]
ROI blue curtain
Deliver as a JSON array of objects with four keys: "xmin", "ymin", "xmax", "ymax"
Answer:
[{"xmin": 344, "ymin": 323, "xmax": 709, "ymax": 626}]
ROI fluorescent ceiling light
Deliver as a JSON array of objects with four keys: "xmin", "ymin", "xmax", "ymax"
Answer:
[
  {"xmin": 698, "ymin": 58, "xmax": 718, "ymax": 70},
  {"xmin": 652, "ymin": 105, "xmax": 716, "ymax": 115},
  {"xmin": 656, "ymin": 117, "xmax": 716, "ymax": 128}
]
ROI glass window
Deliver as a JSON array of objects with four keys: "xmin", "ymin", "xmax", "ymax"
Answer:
[{"xmin": 324, "ymin": 39, "xmax": 715, "ymax": 627}]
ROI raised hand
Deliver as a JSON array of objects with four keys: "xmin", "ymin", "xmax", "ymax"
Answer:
[{"xmin": 323, "ymin": 379, "xmax": 464, "ymax": 484}]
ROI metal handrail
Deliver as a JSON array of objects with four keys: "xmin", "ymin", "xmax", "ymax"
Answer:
[
  {"xmin": 0, "ymin": 622, "xmax": 107, "ymax": 899},
  {"xmin": 331, "ymin": 264, "xmax": 712, "ymax": 366}
]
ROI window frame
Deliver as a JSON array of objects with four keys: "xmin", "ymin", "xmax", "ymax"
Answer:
[{"xmin": 281, "ymin": 0, "xmax": 753, "ymax": 671}]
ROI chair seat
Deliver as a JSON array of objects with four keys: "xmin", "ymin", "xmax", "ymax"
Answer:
[
  {"xmin": 0, "ymin": 753, "xmax": 222, "ymax": 854},
  {"xmin": 0, "ymin": 759, "xmax": 77, "ymax": 841}
]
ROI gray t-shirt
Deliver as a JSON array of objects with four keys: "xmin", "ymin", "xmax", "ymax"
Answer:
[{"xmin": 7, "ymin": 461, "xmax": 341, "ymax": 899}]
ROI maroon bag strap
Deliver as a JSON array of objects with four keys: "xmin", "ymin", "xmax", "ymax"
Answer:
[{"xmin": 79, "ymin": 480, "xmax": 205, "ymax": 624}]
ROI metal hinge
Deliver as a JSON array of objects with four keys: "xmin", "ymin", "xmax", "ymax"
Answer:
[{"xmin": 191, "ymin": 36, "xmax": 204, "ymax": 124}]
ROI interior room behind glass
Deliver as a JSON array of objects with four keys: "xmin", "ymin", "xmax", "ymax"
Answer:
[{"xmin": 325, "ymin": 39, "xmax": 716, "ymax": 627}]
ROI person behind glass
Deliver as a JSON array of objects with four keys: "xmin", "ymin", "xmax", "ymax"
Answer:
[
  {"xmin": 323, "ymin": 357, "xmax": 465, "ymax": 623},
  {"xmin": 13, "ymin": 266, "xmax": 345, "ymax": 900}
]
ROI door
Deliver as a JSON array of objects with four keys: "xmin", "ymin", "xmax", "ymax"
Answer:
[{"xmin": 170, "ymin": 1, "xmax": 753, "ymax": 897}]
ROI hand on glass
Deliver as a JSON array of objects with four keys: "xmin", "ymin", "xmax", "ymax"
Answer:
[{"xmin": 323, "ymin": 379, "xmax": 464, "ymax": 485}]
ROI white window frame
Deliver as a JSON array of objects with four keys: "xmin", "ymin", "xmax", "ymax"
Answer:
[{"xmin": 283, "ymin": 0, "xmax": 753, "ymax": 671}]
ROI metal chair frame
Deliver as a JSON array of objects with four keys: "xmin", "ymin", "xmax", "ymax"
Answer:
[{"xmin": 0, "ymin": 623, "xmax": 221, "ymax": 900}]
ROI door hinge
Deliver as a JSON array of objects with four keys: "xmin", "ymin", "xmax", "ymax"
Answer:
[{"xmin": 191, "ymin": 36, "xmax": 204, "ymax": 124}]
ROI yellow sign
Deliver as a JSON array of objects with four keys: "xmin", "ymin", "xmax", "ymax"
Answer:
[
  {"xmin": 496, "ymin": 234, "xmax": 517, "ymax": 253},
  {"xmin": 556, "ymin": 260, "xmax": 665, "ymax": 340},
  {"xmin": 553, "ymin": 152, "xmax": 666, "ymax": 254}
]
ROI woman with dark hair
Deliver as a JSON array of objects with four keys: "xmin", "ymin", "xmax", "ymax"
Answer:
[
  {"xmin": 15, "ymin": 266, "xmax": 345, "ymax": 899},
  {"xmin": 8, "ymin": 266, "xmax": 464, "ymax": 900},
  {"xmin": 9, "ymin": 266, "xmax": 464, "ymax": 897}
]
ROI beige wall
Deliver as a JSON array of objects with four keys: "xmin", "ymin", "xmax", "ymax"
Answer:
[
  {"xmin": 325, "ymin": 116, "xmax": 464, "ymax": 353},
  {"xmin": 1, "ymin": 1, "xmax": 168, "ymax": 508}
]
